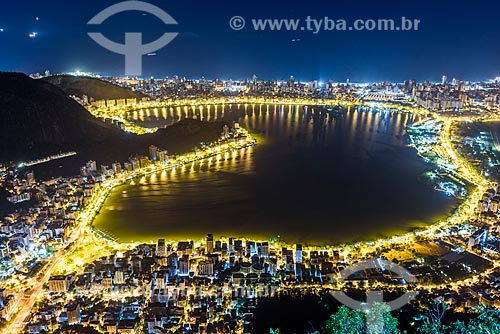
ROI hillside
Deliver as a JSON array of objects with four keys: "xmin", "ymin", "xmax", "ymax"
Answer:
[
  {"xmin": 0, "ymin": 73, "xmax": 225, "ymax": 172},
  {"xmin": 42, "ymin": 75, "xmax": 146, "ymax": 101},
  {"xmin": 0, "ymin": 72, "xmax": 125, "ymax": 161}
]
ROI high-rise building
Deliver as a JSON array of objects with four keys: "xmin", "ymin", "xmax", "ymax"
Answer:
[
  {"xmin": 206, "ymin": 234, "xmax": 214, "ymax": 254},
  {"xmin": 167, "ymin": 252, "xmax": 178, "ymax": 268},
  {"xmin": 157, "ymin": 239, "xmax": 166, "ymax": 256},
  {"xmin": 234, "ymin": 239, "xmax": 243, "ymax": 252},
  {"xmin": 222, "ymin": 125, "xmax": 230, "ymax": 139},
  {"xmin": 295, "ymin": 244, "xmax": 303, "ymax": 264},
  {"xmin": 458, "ymin": 81, "xmax": 465, "ymax": 92},
  {"xmin": 282, "ymin": 248, "xmax": 294, "ymax": 272},
  {"xmin": 149, "ymin": 145, "xmax": 158, "ymax": 161},
  {"xmin": 157, "ymin": 150, "xmax": 169, "ymax": 164},
  {"xmin": 178, "ymin": 255, "xmax": 190, "ymax": 276},
  {"xmin": 26, "ymin": 171, "xmax": 35, "ymax": 184},
  {"xmin": 490, "ymin": 196, "xmax": 500, "ymax": 213},
  {"xmin": 140, "ymin": 157, "xmax": 150, "ymax": 168},
  {"xmin": 131, "ymin": 256, "xmax": 142, "ymax": 274},
  {"xmin": 154, "ymin": 271, "xmax": 166, "ymax": 289},
  {"xmin": 124, "ymin": 162, "xmax": 132, "ymax": 172},
  {"xmin": 468, "ymin": 227, "xmax": 489, "ymax": 249},
  {"xmin": 112, "ymin": 162, "xmax": 122, "ymax": 175},
  {"xmin": 101, "ymin": 165, "xmax": 110, "ymax": 176},
  {"xmin": 66, "ymin": 303, "xmax": 81, "ymax": 325},
  {"xmin": 260, "ymin": 242, "xmax": 269, "ymax": 258},
  {"xmin": 198, "ymin": 261, "xmax": 214, "ymax": 276},
  {"xmin": 441, "ymin": 74, "xmax": 447, "ymax": 85},
  {"xmin": 246, "ymin": 241, "xmax": 256, "ymax": 257},
  {"xmin": 0, "ymin": 244, "xmax": 9, "ymax": 259},
  {"xmin": 157, "ymin": 150, "xmax": 165, "ymax": 164},
  {"xmin": 132, "ymin": 159, "xmax": 140, "ymax": 170},
  {"xmin": 113, "ymin": 270, "xmax": 125, "ymax": 285},
  {"xmin": 0, "ymin": 288, "xmax": 5, "ymax": 308},
  {"xmin": 48, "ymin": 276, "xmax": 69, "ymax": 292},
  {"xmin": 86, "ymin": 160, "xmax": 97, "ymax": 172}
]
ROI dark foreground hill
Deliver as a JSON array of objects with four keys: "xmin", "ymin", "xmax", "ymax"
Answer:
[
  {"xmin": 0, "ymin": 72, "xmax": 125, "ymax": 160},
  {"xmin": 0, "ymin": 72, "xmax": 225, "ymax": 172},
  {"xmin": 42, "ymin": 74, "xmax": 146, "ymax": 101}
]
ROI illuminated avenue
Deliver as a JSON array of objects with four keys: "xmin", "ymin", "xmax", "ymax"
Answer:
[{"xmin": 4, "ymin": 76, "xmax": 500, "ymax": 333}]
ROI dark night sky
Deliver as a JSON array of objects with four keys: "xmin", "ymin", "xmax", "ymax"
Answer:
[{"xmin": 0, "ymin": 0, "xmax": 499, "ymax": 82}]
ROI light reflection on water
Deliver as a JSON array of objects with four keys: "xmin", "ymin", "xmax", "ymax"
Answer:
[{"xmin": 92, "ymin": 104, "xmax": 458, "ymax": 245}]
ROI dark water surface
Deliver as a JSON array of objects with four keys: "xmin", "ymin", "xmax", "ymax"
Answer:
[{"xmin": 92, "ymin": 104, "xmax": 458, "ymax": 244}]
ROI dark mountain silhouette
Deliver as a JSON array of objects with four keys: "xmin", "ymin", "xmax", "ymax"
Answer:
[
  {"xmin": 0, "ymin": 72, "xmax": 125, "ymax": 160},
  {"xmin": 42, "ymin": 74, "xmax": 146, "ymax": 101}
]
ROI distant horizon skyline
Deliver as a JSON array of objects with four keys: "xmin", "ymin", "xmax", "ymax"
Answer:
[{"xmin": 21, "ymin": 69, "xmax": 500, "ymax": 85}]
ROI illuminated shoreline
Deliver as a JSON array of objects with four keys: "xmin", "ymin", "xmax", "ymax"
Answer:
[
  {"xmin": 85, "ymin": 99, "xmax": 492, "ymax": 254},
  {"xmin": 4, "ymin": 99, "xmax": 492, "ymax": 332},
  {"xmin": 82, "ymin": 132, "xmax": 256, "ymax": 241}
]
